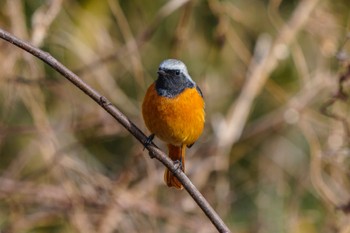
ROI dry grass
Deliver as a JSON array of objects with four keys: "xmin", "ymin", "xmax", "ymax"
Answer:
[{"xmin": 1, "ymin": 0, "xmax": 350, "ymax": 232}]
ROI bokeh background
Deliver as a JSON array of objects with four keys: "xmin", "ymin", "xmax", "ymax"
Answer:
[{"xmin": 1, "ymin": 0, "xmax": 350, "ymax": 232}]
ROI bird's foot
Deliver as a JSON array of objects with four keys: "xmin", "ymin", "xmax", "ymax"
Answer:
[
  {"xmin": 144, "ymin": 134, "xmax": 156, "ymax": 158},
  {"xmin": 143, "ymin": 134, "xmax": 155, "ymax": 150},
  {"xmin": 173, "ymin": 159, "xmax": 183, "ymax": 172}
]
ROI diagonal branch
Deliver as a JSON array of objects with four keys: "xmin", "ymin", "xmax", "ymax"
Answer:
[{"xmin": 0, "ymin": 28, "xmax": 231, "ymax": 233}]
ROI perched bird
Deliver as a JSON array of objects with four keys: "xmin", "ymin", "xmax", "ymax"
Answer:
[{"xmin": 142, "ymin": 59, "xmax": 205, "ymax": 189}]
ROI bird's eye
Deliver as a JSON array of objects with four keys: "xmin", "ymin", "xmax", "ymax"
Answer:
[{"xmin": 175, "ymin": 70, "xmax": 180, "ymax": 75}]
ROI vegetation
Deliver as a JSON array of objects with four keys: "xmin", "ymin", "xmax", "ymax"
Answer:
[{"xmin": 0, "ymin": 0, "xmax": 350, "ymax": 232}]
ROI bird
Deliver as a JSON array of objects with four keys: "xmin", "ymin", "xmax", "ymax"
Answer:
[{"xmin": 142, "ymin": 59, "xmax": 205, "ymax": 189}]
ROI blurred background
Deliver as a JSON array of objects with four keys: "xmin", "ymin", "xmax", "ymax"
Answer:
[{"xmin": 1, "ymin": 0, "xmax": 350, "ymax": 232}]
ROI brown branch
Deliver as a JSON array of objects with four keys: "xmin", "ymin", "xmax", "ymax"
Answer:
[
  {"xmin": 0, "ymin": 28, "xmax": 231, "ymax": 233},
  {"xmin": 320, "ymin": 64, "xmax": 350, "ymax": 139}
]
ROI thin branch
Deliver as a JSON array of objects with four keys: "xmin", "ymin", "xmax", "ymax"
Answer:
[
  {"xmin": 219, "ymin": 0, "xmax": 319, "ymax": 147},
  {"xmin": 31, "ymin": 0, "xmax": 63, "ymax": 46},
  {"xmin": 320, "ymin": 63, "xmax": 350, "ymax": 140},
  {"xmin": 0, "ymin": 28, "xmax": 231, "ymax": 233}
]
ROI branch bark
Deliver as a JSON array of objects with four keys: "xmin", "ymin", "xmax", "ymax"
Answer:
[{"xmin": 0, "ymin": 28, "xmax": 231, "ymax": 233}]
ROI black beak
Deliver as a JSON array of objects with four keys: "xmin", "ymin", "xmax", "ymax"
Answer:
[{"xmin": 157, "ymin": 69, "xmax": 166, "ymax": 76}]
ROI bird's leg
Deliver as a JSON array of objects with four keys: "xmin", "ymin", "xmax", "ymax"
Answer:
[
  {"xmin": 174, "ymin": 144, "xmax": 184, "ymax": 172},
  {"xmin": 173, "ymin": 159, "xmax": 183, "ymax": 172},
  {"xmin": 144, "ymin": 134, "xmax": 156, "ymax": 158}
]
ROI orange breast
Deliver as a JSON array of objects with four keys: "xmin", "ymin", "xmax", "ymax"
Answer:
[{"xmin": 142, "ymin": 83, "xmax": 205, "ymax": 146}]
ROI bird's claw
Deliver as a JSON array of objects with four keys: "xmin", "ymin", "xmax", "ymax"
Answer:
[
  {"xmin": 143, "ymin": 134, "xmax": 155, "ymax": 151},
  {"xmin": 173, "ymin": 159, "xmax": 183, "ymax": 172}
]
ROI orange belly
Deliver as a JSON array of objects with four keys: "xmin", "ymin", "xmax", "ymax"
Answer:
[{"xmin": 142, "ymin": 83, "xmax": 205, "ymax": 146}]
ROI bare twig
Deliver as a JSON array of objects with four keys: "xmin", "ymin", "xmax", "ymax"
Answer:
[
  {"xmin": 320, "ymin": 65, "xmax": 350, "ymax": 139},
  {"xmin": 108, "ymin": 0, "xmax": 144, "ymax": 87},
  {"xmin": 219, "ymin": 0, "xmax": 319, "ymax": 147},
  {"xmin": 31, "ymin": 0, "xmax": 63, "ymax": 46},
  {"xmin": 0, "ymin": 28, "xmax": 231, "ymax": 233}
]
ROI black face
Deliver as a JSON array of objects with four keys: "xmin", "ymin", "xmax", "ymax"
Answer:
[{"xmin": 155, "ymin": 68, "xmax": 195, "ymax": 98}]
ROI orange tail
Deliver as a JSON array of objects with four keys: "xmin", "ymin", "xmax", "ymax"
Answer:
[{"xmin": 164, "ymin": 144, "xmax": 186, "ymax": 190}]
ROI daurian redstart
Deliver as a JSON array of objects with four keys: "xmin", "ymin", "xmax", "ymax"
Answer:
[{"xmin": 142, "ymin": 59, "xmax": 205, "ymax": 189}]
